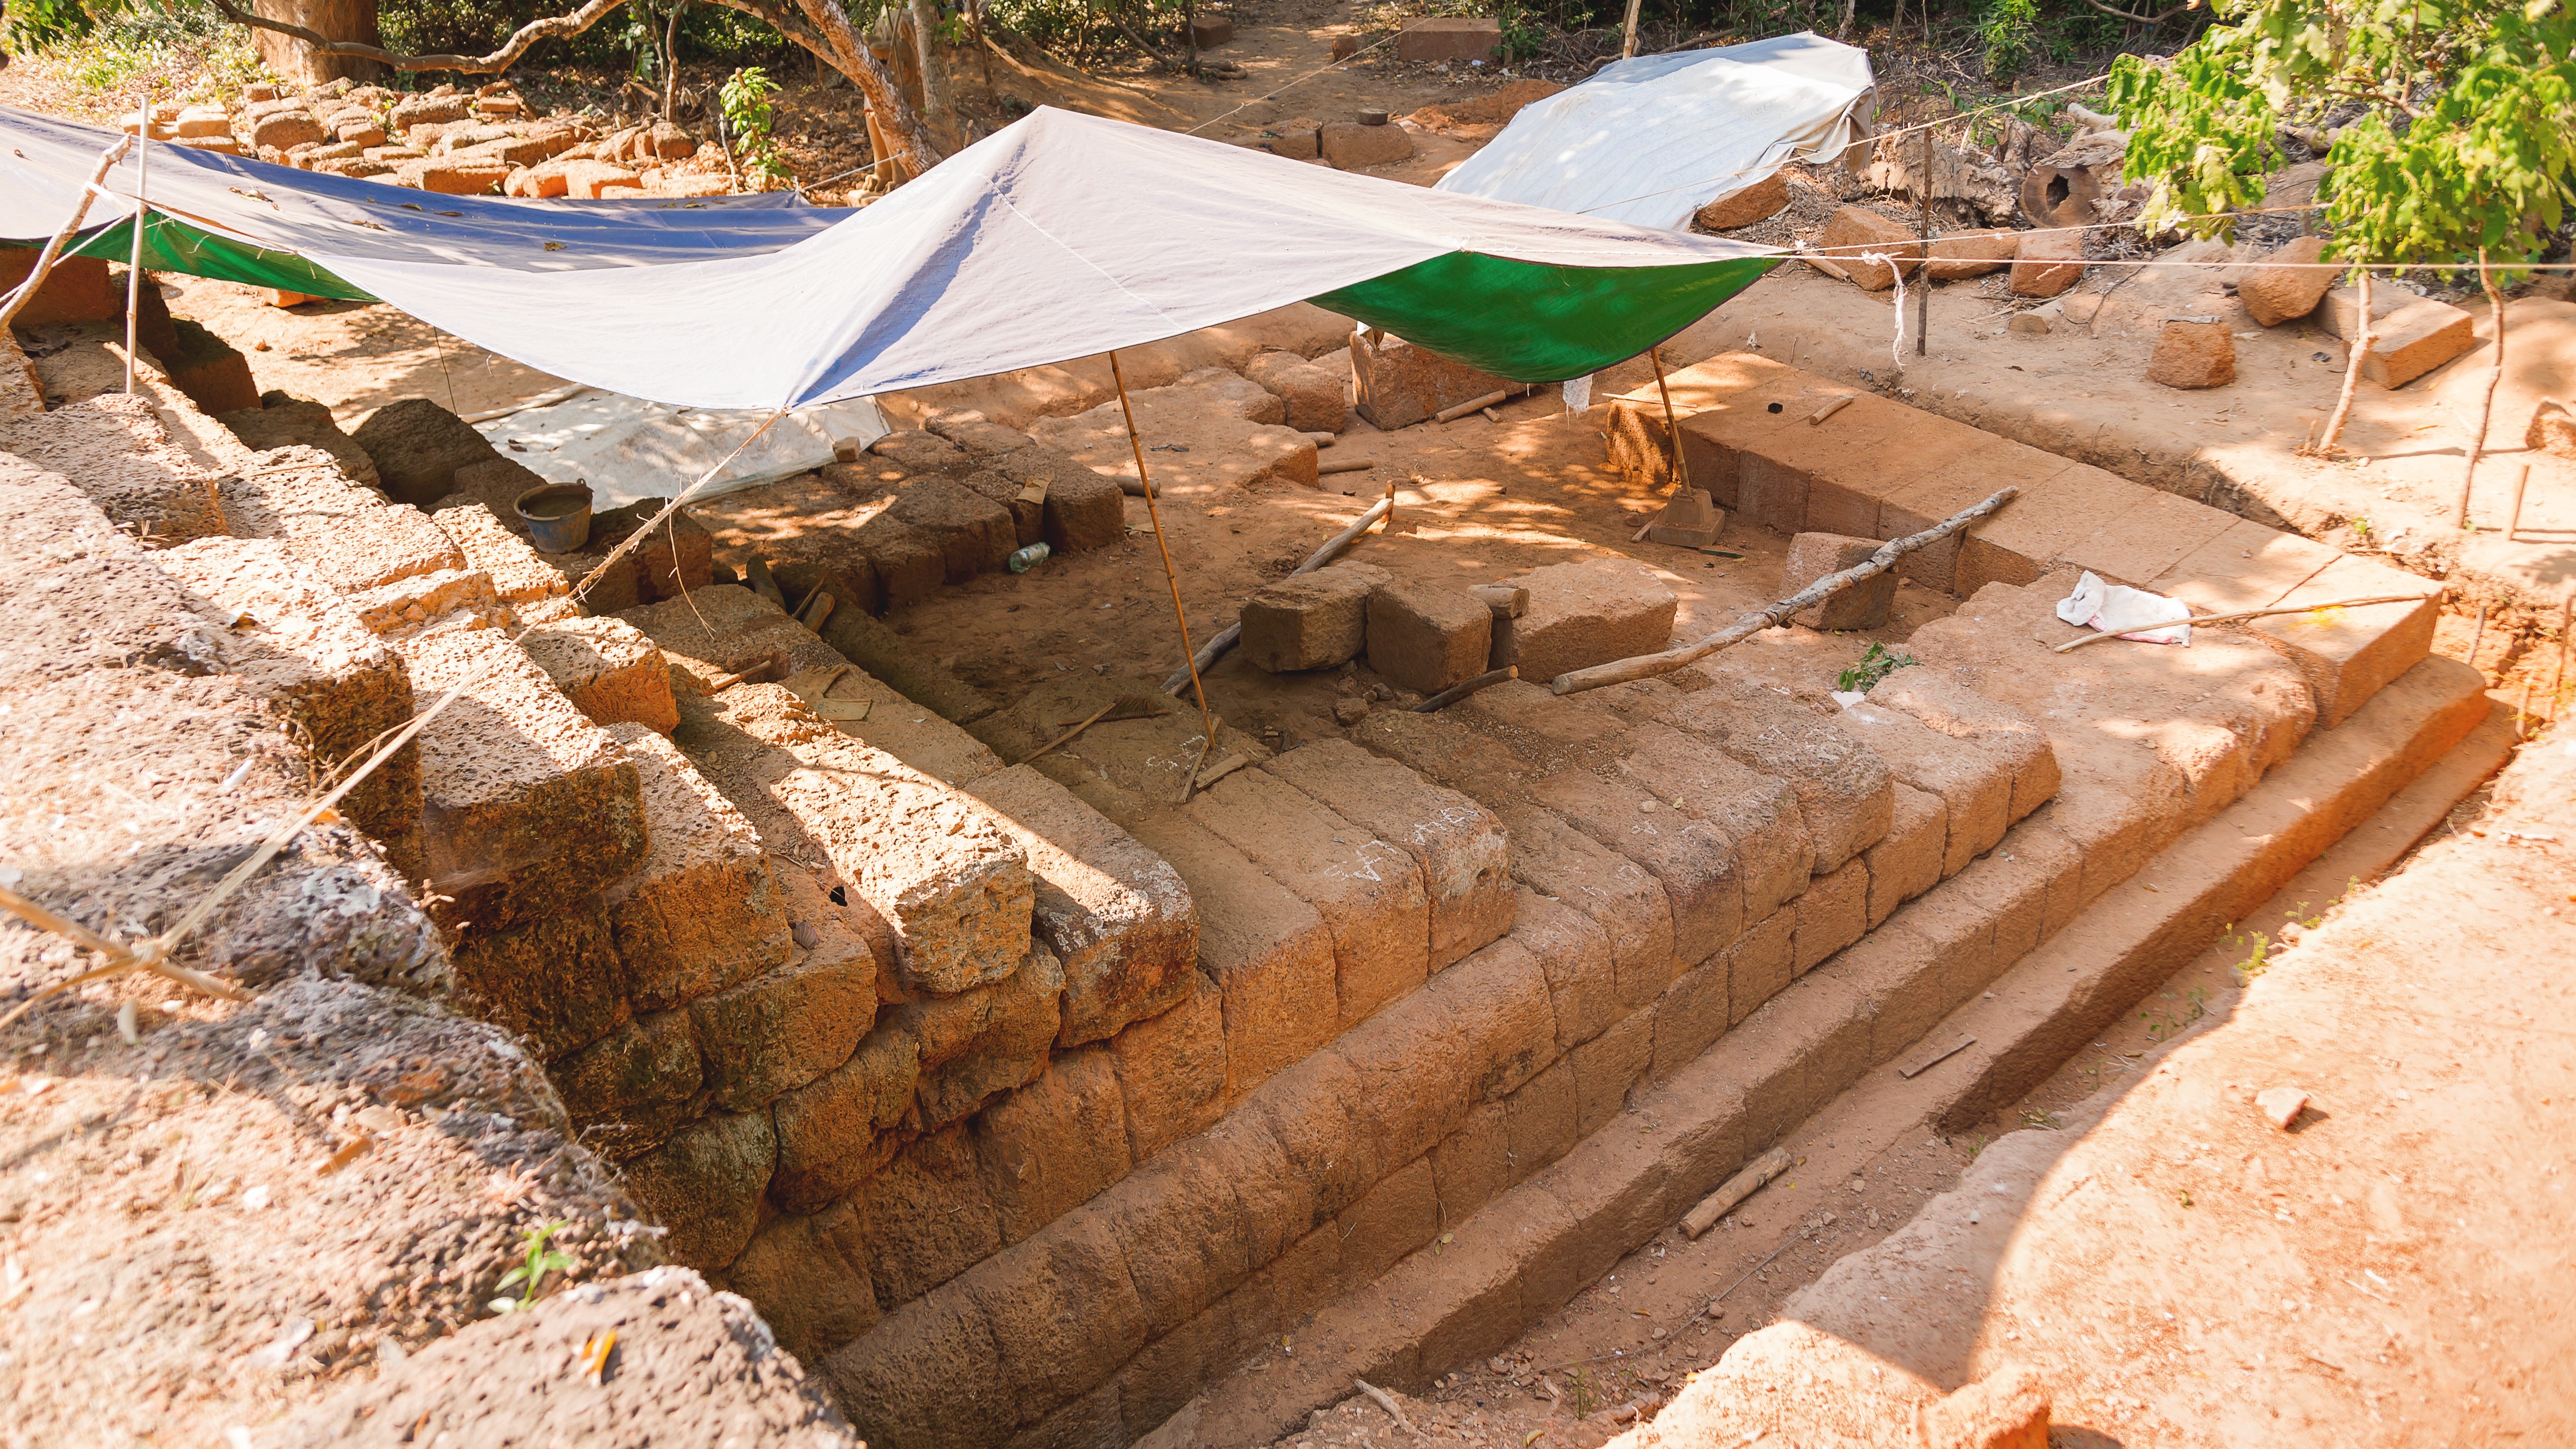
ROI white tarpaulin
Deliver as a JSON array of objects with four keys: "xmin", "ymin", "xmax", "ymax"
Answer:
[
  {"xmin": 1435, "ymin": 32, "xmax": 1877, "ymax": 232},
  {"xmin": 472, "ymin": 393, "xmax": 889, "ymax": 507}
]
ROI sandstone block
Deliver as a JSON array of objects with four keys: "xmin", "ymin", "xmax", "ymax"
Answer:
[
  {"xmin": 218, "ymin": 392, "xmax": 380, "ymax": 487},
  {"xmin": 2148, "ymin": 317, "xmax": 2235, "ymax": 389},
  {"xmin": 390, "ymin": 93, "xmax": 471, "ymax": 129},
  {"xmin": 962, "ymin": 765, "xmax": 1197, "ymax": 1047},
  {"xmin": 724, "ymin": 1202, "xmax": 880, "ymax": 1363},
  {"xmin": 870, "ymin": 429, "xmax": 969, "ymax": 472},
  {"xmin": 957, "ymin": 468, "xmax": 1041, "ymax": 548},
  {"xmin": 1651, "ymin": 954, "xmax": 1731, "ymax": 1081},
  {"xmin": 9, "ymin": 394, "xmax": 228, "ymax": 546},
  {"xmin": 2237, "ymin": 235, "xmax": 2332, "ymax": 325},
  {"xmin": 926, "ymin": 413, "xmax": 1036, "ymax": 456},
  {"xmin": 691, "ymin": 916, "xmax": 880, "ymax": 1110},
  {"xmin": 552, "ymin": 1009, "xmax": 702, "ymax": 1161},
  {"xmin": 2344, "ymin": 295, "xmax": 2478, "ymax": 387},
  {"xmin": 1694, "ymin": 172, "xmax": 1790, "ymax": 231},
  {"xmin": 972, "ymin": 1045, "xmax": 1132, "ymax": 1244},
  {"xmin": 589, "ymin": 499, "xmax": 717, "ymax": 604},
  {"xmin": 1109, "ymin": 972, "xmax": 1228, "ymax": 1161},
  {"xmin": 155, "ymin": 318, "xmax": 259, "ymax": 416},
  {"xmin": 446, "ymin": 905, "xmax": 632, "ymax": 1060},
  {"xmin": 1865, "ymin": 781, "xmax": 1946, "ymax": 927},
  {"xmin": 1260, "ymin": 737, "xmax": 1513, "ymax": 971},
  {"xmin": 2248, "ymin": 555, "xmax": 2439, "ymax": 728},
  {"xmin": 599, "ymin": 722, "xmax": 797, "ymax": 1011},
  {"xmin": 1240, "ymin": 561, "xmax": 1386, "ymax": 673},
  {"xmin": 862, "ymin": 1127, "xmax": 1007, "ymax": 1306},
  {"xmin": 902, "ymin": 945, "xmax": 1064, "ymax": 1128},
  {"xmin": 401, "ymin": 626, "xmax": 648, "ymax": 932},
  {"xmin": 350, "ymin": 397, "xmax": 502, "ymax": 508},
  {"xmin": 157, "ymin": 536, "xmax": 419, "ymax": 840},
  {"xmin": 1866, "ymin": 671, "xmax": 2061, "ymax": 823},
  {"xmin": 997, "ymin": 445, "xmax": 1127, "ymax": 554},
  {"xmin": 1186, "ymin": 767, "xmax": 1432, "ymax": 1029},
  {"xmin": 1243, "ymin": 350, "xmax": 1349, "ymax": 434},
  {"xmin": 2010, "ymin": 229, "xmax": 2086, "ymax": 297},
  {"xmin": 1397, "ymin": 15, "xmax": 1499, "ymax": 61},
  {"xmin": 885, "ymin": 476, "xmax": 1014, "ymax": 582},
  {"xmin": 1350, "ymin": 327, "xmax": 1514, "ymax": 431},
  {"xmin": 1725, "ymin": 906, "xmax": 1795, "ymax": 1025},
  {"xmin": 1783, "ymin": 531, "xmax": 1896, "ymax": 630},
  {"xmin": 1366, "ymin": 579, "xmax": 1491, "ymax": 694},
  {"xmin": 1923, "ymin": 229, "xmax": 2019, "ymax": 280},
  {"xmin": 769, "ymin": 1025, "xmax": 922, "ymax": 1213},
  {"xmin": 1190, "ymin": 13, "xmax": 1233, "ymax": 44},
  {"xmin": 620, "ymin": 1108, "xmax": 776, "ymax": 1269},
  {"xmin": 1834, "ymin": 701, "xmax": 2009, "ymax": 877},
  {"xmin": 1634, "ymin": 666, "xmax": 1895, "ymax": 874},
  {"xmin": 1793, "ymin": 856, "xmax": 1868, "ymax": 972},
  {"xmin": 1492, "ymin": 556, "xmax": 1677, "ymax": 685},
  {"xmin": 1821, "ymin": 206, "xmax": 1920, "ymax": 291}
]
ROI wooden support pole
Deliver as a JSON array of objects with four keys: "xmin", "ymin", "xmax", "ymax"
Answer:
[
  {"xmin": 1914, "ymin": 122, "xmax": 1931, "ymax": 357},
  {"xmin": 1650, "ymin": 345, "xmax": 1691, "ymax": 495},
  {"xmin": 124, "ymin": 92, "xmax": 150, "ymax": 396},
  {"xmin": 1551, "ymin": 486, "xmax": 2021, "ymax": 695},
  {"xmin": 1112, "ymin": 349, "xmax": 1215, "ymax": 753}
]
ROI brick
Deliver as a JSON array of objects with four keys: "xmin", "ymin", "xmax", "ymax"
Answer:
[
  {"xmin": 1493, "ymin": 557, "xmax": 1677, "ymax": 687},
  {"xmin": 1793, "ymin": 856, "xmax": 1868, "ymax": 972},
  {"xmin": 860, "ymin": 1126, "xmax": 1005, "ymax": 1306},
  {"xmin": 446, "ymin": 905, "xmax": 630, "ymax": 1060},
  {"xmin": 588, "ymin": 722, "xmax": 795, "ymax": 1009},
  {"xmin": 770, "ymin": 1024, "xmax": 922, "ymax": 1213},
  {"xmin": 1724, "ymin": 906, "xmax": 1795, "ymax": 1024},
  {"xmin": 962, "ymin": 765, "xmax": 1197, "ymax": 1046},
  {"xmin": 1834, "ymin": 701, "xmax": 2009, "ymax": 877},
  {"xmin": 1121, "ymin": 810, "xmax": 1337, "ymax": 1103},
  {"xmin": 400, "ymin": 626, "xmax": 646, "ymax": 932},
  {"xmin": 723, "ymin": 1202, "xmax": 880, "ymax": 1365},
  {"xmin": 9, "ymin": 395, "xmax": 228, "ymax": 546},
  {"xmin": 620, "ymin": 1108, "xmax": 776, "ymax": 1269},
  {"xmin": 427, "ymin": 498, "xmax": 573, "ymax": 608},
  {"xmin": 523, "ymin": 615, "xmax": 679, "ymax": 734},
  {"xmin": 1866, "ymin": 670, "xmax": 2062, "ymax": 824},
  {"xmin": 2010, "ymin": 228, "xmax": 2085, "ymax": 297},
  {"xmin": 550, "ymin": 1008, "xmax": 701, "ymax": 1161},
  {"xmin": 1244, "ymin": 349, "xmax": 1348, "ymax": 434},
  {"xmin": 2249, "ymin": 555, "xmax": 2439, "ymax": 728},
  {"xmin": 1365, "ymin": 579, "xmax": 1491, "ymax": 694},
  {"xmin": 350, "ymin": 397, "xmax": 502, "ymax": 508},
  {"xmin": 2148, "ymin": 317, "xmax": 2236, "ymax": 389},
  {"xmin": 2237, "ymin": 235, "xmax": 2332, "ymax": 326},
  {"xmin": 1821, "ymin": 205, "xmax": 1920, "ymax": 291},
  {"xmin": 156, "ymin": 536, "xmax": 418, "ymax": 839},
  {"xmin": 1864, "ymin": 782, "xmax": 1945, "ymax": 926},
  {"xmin": 1240, "ymin": 561, "xmax": 1385, "ymax": 673},
  {"xmin": 1110, "ymin": 972, "xmax": 1228, "ymax": 1161},
  {"xmin": 972, "ymin": 1044, "xmax": 1132, "ymax": 1244},
  {"xmin": 1395, "ymin": 15, "xmax": 1499, "ymax": 61},
  {"xmin": 1625, "ymin": 665, "xmax": 1894, "ymax": 873},
  {"xmin": 904, "ymin": 945, "xmax": 1065, "ymax": 1128},
  {"xmin": 1261, "ymin": 737, "xmax": 1513, "ymax": 971},
  {"xmin": 1187, "ymin": 767, "xmax": 1431, "ymax": 1029},
  {"xmin": 1783, "ymin": 531, "xmax": 1895, "ymax": 630}
]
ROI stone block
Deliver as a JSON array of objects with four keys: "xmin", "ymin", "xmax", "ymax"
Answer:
[
  {"xmin": 1185, "ymin": 767, "xmax": 1432, "ymax": 1030},
  {"xmin": 400, "ymin": 626, "xmax": 648, "ymax": 932},
  {"xmin": 1867, "ymin": 670, "xmax": 2061, "ymax": 824},
  {"xmin": 1395, "ymin": 16, "xmax": 1499, "ymax": 61},
  {"xmin": 2526, "ymin": 399, "xmax": 2576, "ymax": 459},
  {"xmin": 1506, "ymin": 1057, "xmax": 1581, "ymax": 1182},
  {"xmin": 886, "ymin": 475, "xmax": 1016, "ymax": 582},
  {"xmin": 219, "ymin": 393, "xmax": 379, "ymax": 486},
  {"xmin": 810, "ymin": 603, "xmax": 993, "ymax": 724},
  {"xmin": 2248, "ymin": 555, "xmax": 2439, "ymax": 728},
  {"xmin": 870, "ymin": 429, "xmax": 970, "ymax": 473},
  {"xmin": 903, "ymin": 945, "xmax": 1064, "ymax": 1128},
  {"xmin": 2354, "ymin": 297, "xmax": 2478, "ymax": 388},
  {"xmin": 341, "ymin": 565, "xmax": 504, "ymax": 635},
  {"xmin": 619, "ymin": 1108, "xmax": 777, "ymax": 1269},
  {"xmin": 404, "ymin": 155, "xmax": 514, "ymax": 194},
  {"xmin": 927, "ymin": 413, "xmax": 1036, "ymax": 457},
  {"xmin": 1821, "ymin": 206, "xmax": 1920, "ymax": 291},
  {"xmin": 966, "ymin": 1211, "xmax": 1152, "ymax": 1419},
  {"xmin": 1430, "ymin": 1100, "xmax": 1513, "ymax": 1223},
  {"xmin": 1875, "ymin": 450, "xmax": 2074, "ymax": 595},
  {"xmin": 552, "ymin": 1009, "xmax": 703, "ymax": 1161},
  {"xmin": 156, "ymin": 319, "xmax": 259, "ymax": 416},
  {"xmin": 1864, "ymin": 781, "xmax": 1946, "ymax": 926},
  {"xmin": 2237, "ymin": 235, "xmax": 2332, "ymax": 326},
  {"xmin": 689, "ymin": 915, "xmax": 881, "ymax": 1111},
  {"xmin": 972, "ymin": 1044, "xmax": 1132, "ymax": 1244},
  {"xmin": 958, "ymin": 468, "xmax": 1041, "ymax": 548},
  {"xmin": 859, "ymin": 1126, "xmax": 1006, "ymax": 1306},
  {"xmin": 0, "ymin": 248, "xmax": 118, "ymax": 326},
  {"xmin": 2010, "ymin": 229, "xmax": 2086, "ymax": 297},
  {"xmin": 1725, "ymin": 907, "xmax": 1795, "ymax": 1025},
  {"xmin": 589, "ymin": 499, "xmax": 716, "ymax": 602},
  {"xmin": 1261, "ymin": 737, "xmax": 1514, "ymax": 971},
  {"xmin": 1922, "ymin": 229, "xmax": 2018, "ymax": 280},
  {"xmin": 1783, "ymin": 530, "xmax": 1895, "ymax": 630},
  {"xmin": 1569, "ymin": 1006, "xmax": 1652, "ymax": 1136},
  {"xmin": 1120, "ymin": 810, "xmax": 1338, "ymax": 1103},
  {"xmin": 1510, "ymin": 888, "xmax": 1618, "ymax": 1052},
  {"xmin": 1493, "ymin": 556, "xmax": 1677, "ymax": 686},
  {"xmin": 9, "ymin": 394, "xmax": 228, "ymax": 546},
  {"xmin": 446, "ymin": 905, "xmax": 630, "ymax": 1060},
  {"xmin": 156, "ymin": 535, "xmax": 419, "ymax": 840},
  {"xmin": 1350, "ymin": 328, "xmax": 1514, "ymax": 431},
  {"xmin": 249, "ymin": 108, "xmax": 325, "ymax": 150},
  {"xmin": 1834, "ymin": 701, "xmax": 2009, "ymax": 877},
  {"xmin": 1793, "ymin": 856, "xmax": 1868, "ymax": 972},
  {"xmin": 724, "ymin": 1202, "xmax": 881, "ymax": 1364},
  {"xmin": 769, "ymin": 1024, "xmax": 922, "ymax": 1213},
  {"xmin": 1366, "ymin": 579, "xmax": 1492, "ymax": 694},
  {"xmin": 1651, "ymin": 955, "xmax": 1730, "ymax": 1080},
  {"xmin": 996, "ymin": 445, "xmax": 1127, "ymax": 554},
  {"xmin": 523, "ymin": 615, "xmax": 679, "ymax": 734},
  {"xmin": 1244, "ymin": 349, "xmax": 1349, "ymax": 434},
  {"xmin": 1239, "ymin": 561, "xmax": 1385, "ymax": 673},
  {"xmin": 350, "ymin": 396, "xmax": 502, "ymax": 508},
  {"xmin": 961, "ymin": 764, "xmax": 1198, "ymax": 1047},
  {"xmin": 1110, "ymin": 972, "xmax": 1228, "ymax": 1161},
  {"xmin": 1320, "ymin": 119, "xmax": 1414, "ymax": 170},
  {"xmin": 618, "ymin": 584, "xmax": 843, "ymax": 692},
  {"xmin": 2148, "ymin": 317, "xmax": 2235, "ymax": 389},
  {"xmin": 1630, "ymin": 665, "xmax": 1894, "ymax": 874},
  {"xmin": 1190, "ymin": 12, "xmax": 1233, "ymax": 44},
  {"xmin": 2145, "ymin": 516, "xmax": 2338, "ymax": 616},
  {"xmin": 1694, "ymin": 172, "xmax": 1790, "ymax": 231}
]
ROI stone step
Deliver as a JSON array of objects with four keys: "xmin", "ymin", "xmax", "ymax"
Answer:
[
  {"xmin": 6, "ymin": 392, "xmax": 230, "ymax": 546},
  {"xmin": 425, "ymin": 497, "xmax": 575, "ymax": 615},
  {"xmin": 520, "ymin": 615, "xmax": 680, "ymax": 735},
  {"xmin": 221, "ymin": 445, "xmax": 468, "ymax": 594}
]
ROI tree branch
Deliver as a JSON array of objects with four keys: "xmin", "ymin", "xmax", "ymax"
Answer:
[
  {"xmin": 2079, "ymin": 0, "xmax": 2188, "ymax": 24},
  {"xmin": 206, "ymin": 0, "xmax": 629, "ymax": 74}
]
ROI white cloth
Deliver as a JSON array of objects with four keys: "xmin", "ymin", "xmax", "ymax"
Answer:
[
  {"xmin": 474, "ymin": 392, "xmax": 888, "ymax": 508},
  {"xmin": 1561, "ymin": 374, "xmax": 1595, "ymax": 413},
  {"xmin": 1434, "ymin": 32, "xmax": 1877, "ymax": 232},
  {"xmin": 2057, "ymin": 570, "xmax": 2193, "ymax": 646}
]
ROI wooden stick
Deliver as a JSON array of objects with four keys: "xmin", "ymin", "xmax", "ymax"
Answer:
[
  {"xmin": 1412, "ymin": 665, "xmax": 1517, "ymax": 713},
  {"xmin": 1809, "ymin": 395, "xmax": 1855, "ymax": 425},
  {"xmin": 1353, "ymin": 1380, "xmax": 1425, "ymax": 1440},
  {"xmin": 1553, "ymin": 487, "xmax": 2020, "ymax": 695},
  {"xmin": 797, "ymin": 589, "xmax": 837, "ymax": 632},
  {"xmin": 2506, "ymin": 464, "xmax": 2532, "ymax": 544},
  {"xmin": 2461, "ymin": 251, "xmax": 2505, "ymax": 530},
  {"xmin": 0, "ymin": 885, "xmax": 248, "ymax": 1032},
  {"xmin": 1162, "ymin": 492, "xmax": 1395, "ymax": 695},
  {"xmin": 1681, "ymin": 1145, "xmax": 1793, "ymax": 1238},
  {"xmin": 1434, "ymin": 389, "xmax": 1512, "ymax": 425},
  {"xmin": 2470, "ymin": 602, "xmax": 2490, "ymax": 678},
  {"xmin": 1914, "ymin": 122, "xmax": 1932, "ymax": 357},
  {"xmin": 1318, "ymin": 458, "xmax": 1374, "ymax": 475},
  {"xmin": 1801, "ymin": 251, "xmax": 1857, "ymax": 284},
  {"xmin": 124, "ymin": 93, "xmax": 150, "ymax": 396},
  {"xmin": 2553, "ymin": 593, "xmax": 2571, "ymax": 724},
  {"xmin": 1114, "ymin": 350, "xmax": 1217, "ymax": 754},
  {"xmin": 1018, "ymin": 698, "xmax": 1119, "ymax": 765},
  {"xmin": 1650, "ymin": 346, "xmax": 1692, "ymax": 496},
  {"xmin": 1470, "ymin": 583, "xmax": 1529, "ymax": 619},
  {"xmin": 2052, "ymin": 593, "xmax": 2440, "ymax": 652}
]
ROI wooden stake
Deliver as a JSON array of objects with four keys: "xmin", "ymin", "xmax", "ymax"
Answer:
[
  {"xmin": 2319, "ymin": 269, "xmax": 2373, "ymax": 453},
  {"xmin": 2469, "ymin": 602, "xmax": 2489, "ymax": 679},
  {"xmin": 124, "ymin": 91, "xmax": 150, "ymax": 396},
  {"xmin": 1552, "ymin": 487, "xmax": 2022, "ymax": 694},
  {"xmin": 2506, "ymin": 464, "xmax": 2532, "ymax": 544},
  {"xmin": 1113, "ymin": 349, "xmax": 1217, "ymax": 753},
  {"xmin": 2462, "ymin": 251, "xmax": 2506, "ymax": 530},
  {"xmin": 1412, "ymin": 665, "xmax": 1517, "ymax": 713},
  {"xmin": 1681, "ymin": 1145, "xmax": 1793, "ymax": 1238},
  {"xmin": 2052, "ymin": 593, "xmax": 2440, "ymax": 653},
  {"xmin": 1650, "ymin": 346, "xmax": 1692, "ymax": 495},
  {"xmin": 1618, "ymin": 0, "xmax": 1643, "ymax": 58},
  {"xmin": 1914, "ymin": 121, "xmax": 1931, "ymax": 357}
]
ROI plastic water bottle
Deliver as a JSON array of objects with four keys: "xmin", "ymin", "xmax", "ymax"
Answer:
[{"xmin": 1006, "ymin": 542, "xmax": 1050, "ymax": 574}]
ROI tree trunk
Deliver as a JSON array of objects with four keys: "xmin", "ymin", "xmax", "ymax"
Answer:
[
  {"xmin": 786, "ymin": 0, "xmax": 944, "ymax": 174},
  {"xmin": 252, "ymin": 0, "xmax": 384, "ymax": 84}
]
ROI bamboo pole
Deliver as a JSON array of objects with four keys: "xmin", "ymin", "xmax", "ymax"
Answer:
[
  {"xmin": 1552, "ymin": 486, "xmax": 2021, "ymax": 695},
  {"xmin": 1649, "ymin": 346, "xmax": 1691, "ymax": 496},
  {"xmin": 1162, "ymin": 484, "xmax": 1395, "ymax": 695},
  {"xmin": 2460, "ymin": 250, "xmax": 2506, "ymax": 529},
  {"xmin": 1113, "ymin": 349, "xmax": 1215, "ymax": 752},
  {"xmin": 2052, "ymin": 593, "xmax": 2439, "ymax": 653}
]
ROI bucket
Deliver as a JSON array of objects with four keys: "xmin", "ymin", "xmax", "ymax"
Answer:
[{"xmin": 515, "ymin": 481, "xmax": 594, "ymax": 554}]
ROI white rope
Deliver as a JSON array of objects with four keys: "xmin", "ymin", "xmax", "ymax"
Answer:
[{"xmin": 1867, "ymin": 251, "xmax": 1905, "ymax": 364}]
